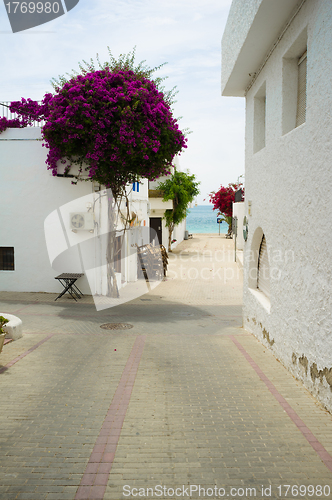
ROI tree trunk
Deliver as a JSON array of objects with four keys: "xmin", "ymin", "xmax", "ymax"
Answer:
[
  {"xmin": 106, "ymin": 193, "xmax": 120, "ymax": 298},
  {"xmin": 168, "ymin": 223, "xmax": 174, "ymax": 252}
]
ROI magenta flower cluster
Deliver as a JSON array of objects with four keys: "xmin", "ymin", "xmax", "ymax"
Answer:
[
  {"xmin": 0, "ymin": 116, "xmax": 22, "ymax": 133},
  {"xmin": 0, "ymin": 97, "xmax": 52, "ymax": 133},
  {"xmin": 0, "ymin": 94, "xmax": 48, "ymax": 134},
  {"xmin": 43, "ymin": 69, "xmax": 187, "ymax": 186},
  {"xmin": 1, "ymin": 69, "xmax": 187, "ymax": 189}
]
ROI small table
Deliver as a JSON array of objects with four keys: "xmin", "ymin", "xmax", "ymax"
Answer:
[{"xmin": 54, "ymin": 273, "xmax": 84, "ymax": 302}]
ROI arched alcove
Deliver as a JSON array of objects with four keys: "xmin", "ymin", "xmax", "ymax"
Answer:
[
  {"xmin": 257, "ymin": 235, "xmax": 270, "ymax": 298},
  {"xmin": 248, "ymin": 227, "xmax": 270, "ymax": 300}
]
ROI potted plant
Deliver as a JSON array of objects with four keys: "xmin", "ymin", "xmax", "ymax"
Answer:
[{"xmin": 0, "ymin": 316, "xmax": 9, "ymax": 354}]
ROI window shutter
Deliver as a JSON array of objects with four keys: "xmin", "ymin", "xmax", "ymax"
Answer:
[
  {"xmin": 296, "ymin": 50, "xmax": 307, "ymax": 127},
  {"xmin": 257, "ymin": 235, "xmax": 270, "ymax": 298}
]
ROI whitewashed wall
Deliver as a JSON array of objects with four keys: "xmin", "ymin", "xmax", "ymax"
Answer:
[
  {"xmin": 0, "ymin": 128, "xmax": 149, "ymax": 296},
  {"xmin": 223, "ymin": 0, "xmax": 332, "ymax": 411},
  {"xmin": 232, "ymin": 201, "xmax": 245, "ymax": 251},
  {"xmin": 0, "ymin": 128, "xmax": 93, "ymax": 294}
]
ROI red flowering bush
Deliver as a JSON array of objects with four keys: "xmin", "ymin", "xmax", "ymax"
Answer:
[
  {"xmin": 209, "ymin": 184, "xmax": 241, "ymax": 218},
  {"xmin": 208, "ymin": 182, "xmax": 244, "ymax": 235}
]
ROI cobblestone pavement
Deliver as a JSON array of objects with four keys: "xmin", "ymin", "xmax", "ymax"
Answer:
[{"xmin": 1, "ymin": 235, "xmax": 332, "ymax": 500}]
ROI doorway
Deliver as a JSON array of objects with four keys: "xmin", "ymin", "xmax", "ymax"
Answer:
[{"xmin": 149, "ymin": 217, "xmax": 162, "ymax": 246}]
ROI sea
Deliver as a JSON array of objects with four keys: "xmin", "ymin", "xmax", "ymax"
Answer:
[{"xmin": 186, "ymin": 205, "xmax": 227, "ymax": 234}]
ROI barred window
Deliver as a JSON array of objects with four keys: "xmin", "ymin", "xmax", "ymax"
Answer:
[{"xmin": 0, "ymin": 247, "xmax": 15, "ymax": 271}]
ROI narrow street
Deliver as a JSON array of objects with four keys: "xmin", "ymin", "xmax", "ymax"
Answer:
[{"xmin": 1, "ymin": 235, "xmax": 332, "ymax": 500}]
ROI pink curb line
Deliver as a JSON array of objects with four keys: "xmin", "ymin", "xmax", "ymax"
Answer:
[
  {"xmin": 75, "ymin": 335, "xmax": 147, "ymax": 500},
  {"xmin": 0, "ymin": 334, "xmax": 54, "ymax": 374},
  {"xmin": 230, "ymin": 335, "xmax": 332, "ymax": 473}
]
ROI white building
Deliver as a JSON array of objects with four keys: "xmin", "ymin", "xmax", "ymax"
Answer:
[
  {"xmin": 148, "ymin": 157, "xmax": 187, "ymax": 251},
  {"xmin": 232, "ymin": 199, "xmax": 245, "ymax": 253},
  {"xmin": 222, "ymin": 0, "xmax": 332, "ymax": 411},
  {"xmin": 0, "ymin": 127, "xmax": 151, "ymax": 298}
]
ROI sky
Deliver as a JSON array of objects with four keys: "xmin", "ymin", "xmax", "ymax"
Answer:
[{"xmin": 0, "ymin": 0, "xmax": 245, "ymax": 205}]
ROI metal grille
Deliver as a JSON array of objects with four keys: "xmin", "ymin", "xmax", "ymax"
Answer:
[
  {"xmin": 0, "ymin": 247, "xmax": 14, "ymax": 271},
  {"xmin": 296, "ymin": 51, "xmax": 307, "ymax": 127},
  {"xmin": 257, "ymin": 236, "xmax": 270, "ymax": 298},
  {"xmin": 100, "ymin": 323, "xmax": 133, "ymax": 330}
]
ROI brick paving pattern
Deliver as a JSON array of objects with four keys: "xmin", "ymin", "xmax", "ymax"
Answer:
[{"xmin": 0, "ymin": 235, "xmax": 332, "ymax": 500}]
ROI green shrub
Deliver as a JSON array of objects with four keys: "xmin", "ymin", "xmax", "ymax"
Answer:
[{"xmin": 0, "ymin": 316, "xmax": 9, "ymax": 334}]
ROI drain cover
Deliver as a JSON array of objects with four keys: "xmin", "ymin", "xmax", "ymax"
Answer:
[{"xmin": 100, "ymin": 323, "xmax": 133, "ymax": 330}]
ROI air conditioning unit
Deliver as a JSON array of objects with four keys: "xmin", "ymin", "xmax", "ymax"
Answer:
[{"xmin": 70, "ymin": 212, "xmax": 94, "ymax": 231}]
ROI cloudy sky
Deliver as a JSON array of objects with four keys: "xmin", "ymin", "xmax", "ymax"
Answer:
[{"xmin": 0, "ymin": 0, "xmax": 245, "ymax": 204}]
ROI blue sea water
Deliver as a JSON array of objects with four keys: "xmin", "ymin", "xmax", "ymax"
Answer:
[{"xmin": 186, "ymin": 205, "xmax": 227, "ymax": 234}]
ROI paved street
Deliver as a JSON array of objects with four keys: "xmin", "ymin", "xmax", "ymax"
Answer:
[{"xmin": 1, "ymin": 235, "xmax": 332, "ymax": 500}]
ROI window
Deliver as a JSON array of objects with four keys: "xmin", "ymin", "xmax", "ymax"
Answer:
[
  {"xmin": 253, "ymin": 82, "xmax": 266, "ymax": 153},
  {"xmin": 0, "ymin": 247, "xmax": 15, "ymax": 271},
  {"xmin": 295, "ymin": 50, "xmax": 307, "ymax": 127},
  {"xmin": 257, "ymin": 235, "xmax": 270, "ymax": 298},
  {"xmin": 282, "ymin": 29, "xmax": 307, "ymax": 134},
  {"xmin": 132, "ymin": 182, "xmax": 140, "ymax": 192}
]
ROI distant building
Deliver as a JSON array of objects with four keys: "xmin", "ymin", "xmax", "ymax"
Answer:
[
  {"xmin": 222, "ymin": 0, "xmax": 332, "ymax": 411},
  {"xmin": 148, "ymin": 157, "xmax": 187, "ymax": 251}
]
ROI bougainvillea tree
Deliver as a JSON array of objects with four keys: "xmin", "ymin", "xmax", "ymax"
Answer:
[
  {"xmin": 208, "ymin": 182, "xmax": 244, "ymax": 237},
  {"xmin": 0, "ymin": 48, "xmax": 187, "ymax": 296},
  {"xmin": 42, "ymin": 69, "xmax": 185, "ymax": 196}
]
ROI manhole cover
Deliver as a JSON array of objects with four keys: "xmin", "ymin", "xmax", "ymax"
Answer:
[{"xmin": 100, "ymin": 323, "xmax": 134, "ymax": 330}]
